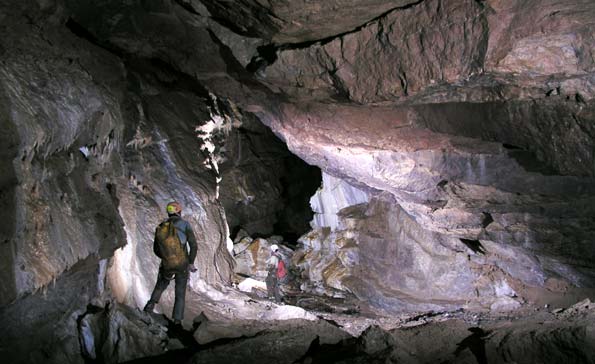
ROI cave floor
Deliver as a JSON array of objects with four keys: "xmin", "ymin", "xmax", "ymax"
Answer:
[
  {"xmin": 123, "ymin": 292, "xmax": 595, "ymax": 364},
  {"xmin": 126, "ymin": 284, "xmax": 595, "ymax": 364}
]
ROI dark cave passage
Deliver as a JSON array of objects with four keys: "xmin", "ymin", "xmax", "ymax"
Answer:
[
  {"xmin": 272, "ymin": 154, "xmax": 322, "ymax": 243},
  {"xmin": 217, "ymin": 114, "xmax": 322, "ymax": 243}
]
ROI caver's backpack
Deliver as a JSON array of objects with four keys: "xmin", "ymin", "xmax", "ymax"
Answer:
[
  {"xmin": 154, "ymin": 219, "xmax": 188, "ymax": 271},
  {"xmin": 275, "ymin": 253, "xmax": 288, "ymax": 279}
]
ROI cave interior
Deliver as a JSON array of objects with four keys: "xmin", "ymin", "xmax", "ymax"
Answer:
[{"xmin": 1, "ymin": 0, "xmax": 595, "ymax": 363}]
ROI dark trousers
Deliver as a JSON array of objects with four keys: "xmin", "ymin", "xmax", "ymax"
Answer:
[
  {"xmin": 266, "ymin": 268, "xmax": 281, "ymax": 302},
  {"xmin": 147, "ymin": 268, "xmax": 189, "ymax": 321}
]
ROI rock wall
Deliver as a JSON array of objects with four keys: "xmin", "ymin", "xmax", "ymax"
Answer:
[
  {"xmin": 0, "ymin": 1, "xmax": 322, "ymax": 361},
  {"xmin": 200, "ymin": 0, "xmax": 420, "ymax": 44},
  {"xmin": 0, "ymin": 1, "xmax": 128, "ymax": 306},
  {"xmin": 217, "ymin": 107, "xmax": 320, "ymax": 239},
  {"xmin": 1, "ymin": 0, "xmax": 595, "ymax": 361},
  {"xmin": 296, "ymin": 191, "xmax": 542, "ymax": 312},
  {"xmin": 310, "ymin": 172, "xmax": 370, "ymax": 231},
  {"xmin": 242, "ymin": 0, "xmax": 595, "ymax": 307},
  {"xmin": 0, "ymin": 10, "xmax": 237, "ymax": 303},
  {"xmin": 0, "ymin": 1, "xmax": 230, "ymax": 361}
]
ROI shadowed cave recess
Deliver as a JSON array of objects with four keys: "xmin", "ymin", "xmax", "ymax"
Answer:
[{"xmin": 1, "ymin": 0, "xmax": 595, "ymax": 363}]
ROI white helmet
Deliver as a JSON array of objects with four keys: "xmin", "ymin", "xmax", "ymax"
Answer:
[{"xmin": 270, "ymin": 244, "xmax": 279, "ymax": 252}]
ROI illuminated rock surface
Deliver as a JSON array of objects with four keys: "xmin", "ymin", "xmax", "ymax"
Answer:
[{"xmin": 1, "ymin": 0, "xmax": 594, "ymax": 362}]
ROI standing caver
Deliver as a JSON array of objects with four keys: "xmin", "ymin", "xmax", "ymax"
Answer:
[
  {"xmin": 143, "ymin": 201, "xmax": 198, "ymax": 325},
  {"xmin": 265, "ymin": 244, "xmax": 288, "ymax": 303}
]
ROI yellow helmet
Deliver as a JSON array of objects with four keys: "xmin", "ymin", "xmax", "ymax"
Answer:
[{"xmin": 166, "ymin": 201, "xmax": 182, "ymax": 215}]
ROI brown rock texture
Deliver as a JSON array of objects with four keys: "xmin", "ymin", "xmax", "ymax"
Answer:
[
  {"xmin": 263, "ymin": 0, "xmax": 488, "ymax": 103},
  {"xmin": 200, "ymin": 0, "xmax": 420, "ymax": 44},
  {"xmin": 240, "ymin": 0, "xmax": 595, "ymax": 310},
  {"xmin": 262, "ymin": 0, "xmax": 595, "ymax": 103},
  {"xmin": 485, "ymin": 0, "xmax": 595, "ymax": 76}
]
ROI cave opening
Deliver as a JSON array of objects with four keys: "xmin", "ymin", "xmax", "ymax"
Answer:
[
  {"xmin": 271, "ymin": 153, "xmax": 322, "ymax": 244},
  {"xmin": 217, "ymin": 117, "xmax": 322, "ymax": 245}
]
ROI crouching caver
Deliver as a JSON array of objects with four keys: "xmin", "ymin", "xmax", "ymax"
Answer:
[
  {"xmin": 144, "ymin": 202, "xmax": 198, "ymax": 325},
  {"xmin": 265, "ymin": 244, "xmax": 288, "ymax": 303}
]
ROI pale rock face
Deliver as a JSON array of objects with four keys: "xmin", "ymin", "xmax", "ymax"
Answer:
[
  {"xmin": 233, "ymin": 236, "xmax": 254, "ymax": 256},
  {"xmin": 296, "ymin": 188, "xmax": 549, "ymax": 312},
  {"xmin": 187, "ymin": 278, "xmax": 317, "ymax": 324},
  {"xmin": 237, "ymin": 277, "xmax": 267, "ymax": 293},
  {"xmin": 495, "ymin": 34, "xmax": 583, "ymax": 75},
  {"xmin": 309, "ymin": 172, "xmax": 370, "ymax": 230},
  {"xmin": 272, "ymin": 102, "xmax": 595, "ymax": 263},
  {"xmin": 484, "ymin": 0, "xmax": 595, "ymax": 76},
  {"xmin": 233, "ymin": 238, "xmax": 271, "ymax": 278},
  {"xmin": 294, "ymin": 228, "xmax": 351, "ymax": 296}
]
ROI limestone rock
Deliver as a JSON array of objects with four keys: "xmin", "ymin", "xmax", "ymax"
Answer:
[
  {"xmin": 295, "ymin": 187, "xmax": 581, "ymax": 312},
  {"xmin": 194, "ymin": 319, "xmax": 264, "ymax": 344},
  {"xmin": 233, "ymin": 236, "xmax": 253, "ymax": 256},
  {"xmin": 310, "ymin": 172, "xmax": 370, "ymax": 230},
  {"xmin": 261, "ymin": 0, "xmax": 595, "ymax": 104},
  {"xmin": 233, "ymin": 229, "xmax": 251, "ymax": 243},
  {"xmin": 0, "ymin": 257, "xmax": 108, "ymax": 364},
  {"xmin": 233, "ymin": 238, "xmax": 272, "ymax": 278},
  {"xmin": 490, "ymin": 297, "xmax": 522, "ymax": 312},
  {"xmin": 485, "ymin": 0, "xmax": 595, "ymax": 77},
  {"xmin": 560, "ymin": 298, "xmax": 595, "ymax": 318},
  {"xmin": 358, "ymin": 325, "xmax": 397, "ymax": 355},
  {"xmin": 0, "ymin": 0, "xmax": 235, "ymax": 342},
  {"xmin": 263, "ymin": 0, "xmax": 487, "ymax": 103},
  {"xmin": 60, "ymin": 0, "xmax": 595, "ymax": 315},
  {"xmin": 0, "ymin": 4, "xmax": 127, "ymax": 305},
  {"xmin": 200, "ymin": 0, "xmax": 420, "ymax": 44},
  {"xmin": 2, "ymin": 4, "xmax": 595, "ymax": 364},
  {"xmin": 78, "ymin": 302, "xmax": 170, "ymax": 363},
  {"xmin": 269, "ymin": 100, "xmax": 595, "ymax": 292},
  {"xmin": 216, "ymin": 104, "xmax": 320, "ymax": 238}
]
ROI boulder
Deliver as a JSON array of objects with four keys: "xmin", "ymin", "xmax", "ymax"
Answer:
[{"xmin": 78, "ymin": 302, "xmax": 170, "ymax": 363}]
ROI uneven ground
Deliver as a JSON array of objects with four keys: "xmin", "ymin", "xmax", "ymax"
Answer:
[
  {"xmin": 1, "ymin": 0, "xmax": 594, "ymax": 363},
  {"xmin": 70, "ymin": 295, "xmax": 595, "ymax": 364}
]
